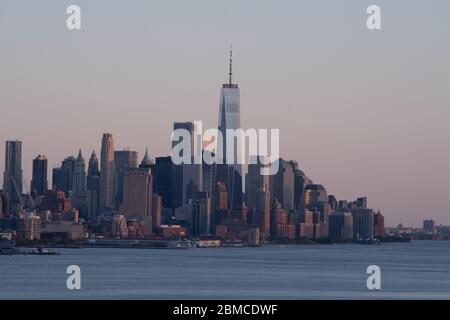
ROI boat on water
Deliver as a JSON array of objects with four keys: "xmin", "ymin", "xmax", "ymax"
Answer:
[
  {"xmin": 354, "ymin": 238, "xmax": 380, "ymax": 245},
  {"xmin": 221, "ymin": 241, "xmax": 246, "ymax": 248},
  {"xmin": 25, "ymin": 246, "xmax": 60, "ymax": 255},
  {"xmin": 167, "ymin": 240, "xmax": 195, "ymax": 249},
  {"xmin": 0, "ymin": 239, "xmax": 20, "ymax": 255},
  {"xmin": 196, "ymin": 239, "xmax": 221, "ymax": 248}
]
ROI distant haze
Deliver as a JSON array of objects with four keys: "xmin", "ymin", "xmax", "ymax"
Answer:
[{"xmin": 1, "ymin": 0, "xmax": 449, "ymax": 226}]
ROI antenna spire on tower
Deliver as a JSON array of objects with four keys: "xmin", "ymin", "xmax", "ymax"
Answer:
[{"xmin": 229, "ymin": 45, "xmax": 233, "ymax": 85}]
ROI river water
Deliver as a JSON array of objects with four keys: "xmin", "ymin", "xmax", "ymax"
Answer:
[{"xmin": 1, "ymin": 240, "xmax": 449, "ymax": 299}]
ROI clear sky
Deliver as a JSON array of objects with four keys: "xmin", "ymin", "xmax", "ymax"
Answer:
[{"xmin": 1, "ymin": 0, "xmax": 449, "ymax": 227}]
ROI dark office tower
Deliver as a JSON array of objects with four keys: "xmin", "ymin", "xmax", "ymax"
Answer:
[
  {"xmin": 191, "ymin": 192, "xmax": 211, "ymax": 236},
  {"xmin": 246, "ymin": 156, "xmax": 270, "ymax": 210},
  {"xmin": 87, "ymin": 150, "xmax": 100, "ymax": 218},
  {"xmin": 3, "ymin": 141, "xmax": 23, "ymax": 214},
  {"xmin": 72, "ymin": 150, "xmax": 88, "ymax": 217},
  {"xmin": 269, "ymin": 158, "xmax": 295, "ymax": 211},
  {"xmin": 53, "ymin": 156, "xmax": 76, "ymax": 197},
  {"xmin": 328, "ymin": 195, "xmax": 338, "ymax": 213},
  {"xmin": 114, "ymin": 149, "xmax": 138, "ymax": 208},
  {"xmin": 172, "ymin": 121, "xmax": 202, "ymax": 206},
  {"xmin": 255, "ymin": 189, "xmax": 270, "ymax": 241},
  {"xmin": 356, "ymin": 197, "xmax": 368, "ymax": 209},
  {"xmin": 202, "ymin": 152, "xmax": 217, "ymax": 219},
  {"xmin": 217, "ymin": 49, "xmax": 243, "ymax": 210},
  {"xmin": 0, "ymin": 191, "xmax": 9, "ymax": 218},
  {"xmin": 202, "ymin": 151, "xmax": 216, "ymax": 196},
  {"xmin": 99, "ymin": 133, "xmax": 115, "ymax": 212},
  {"xmin": 374, "ymin": 210, "xmax": 385, "ymax": 238},
  {"xmin": 329, "ymin": 212, "xmax": 353, "ymax": 241},
  {"xmin": 31, "ymin": 155, "xmax": 48, "ymax": 197},
  {"xmin": 351, "ymin": 208, "xmax": 375, "ymax": 240},
  {"xmin": 154, "ymin": 156, "xmax": 174, "ymax": 209},
  {"xmin": 338, "ymin": 200, "xmax": 348, "ymax": 212},
  {"xmin": 423, "ymin": 219, "xmax": 435, "ymax": 232}
]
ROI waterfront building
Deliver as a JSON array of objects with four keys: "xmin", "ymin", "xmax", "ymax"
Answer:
[
  {"xmin": 329, "ymin": 212, "xmax": 353, "ymax": 241},
  {"xmin": 351, "ymin": 208, "xmax": 375, "ymax": 240}
]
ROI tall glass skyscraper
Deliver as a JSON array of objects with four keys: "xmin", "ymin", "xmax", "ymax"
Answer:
[
  {"xmin": 99, "ymin": 133, "xmax": 115, "ymax": 212},
  {"xmin": 87, "ymin": 150, "xmax": 100, "ymax": 217},
  {"xmin": 3, "ymin": 140, "xmax": 23, "ymax": 213},
  {"xmin": 217, "ymin": 49, "xmax": 243, "ymax": 209},
  {"xmin": 31, "ymin": 154, "xmax": 48, "ymax": 197}
]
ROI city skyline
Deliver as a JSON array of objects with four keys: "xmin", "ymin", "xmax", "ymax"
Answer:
[{"xmin": 1, "ymin": 0, "xmax": 450, "ymax": 227}]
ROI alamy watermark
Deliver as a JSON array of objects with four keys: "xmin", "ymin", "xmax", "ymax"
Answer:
[
  {"xmin": 66, "ymin": 265, "xmax": 81, "ymax": 290},
  {"xmin": 366, "ymin": 265, "xmax": 381, "ymax": 290},
  {"xmin": 171, "ymin": 121, "xmax": 280, "ymax": 175}
]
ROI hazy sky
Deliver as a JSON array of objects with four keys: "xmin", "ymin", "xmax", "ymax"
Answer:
[{"xmin": 1, "ymin": 0, "xmax": 449, "ymax": 227}]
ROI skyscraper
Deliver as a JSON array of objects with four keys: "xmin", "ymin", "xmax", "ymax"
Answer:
[
  {"xmin": 293, "ymin": 164, "xmax": 311, "ymax": 210},
  {"xmin": 191, "ymin": 192, "xmax": 211, "ymax": 236},
  {"xmin": 246, "ymin": 155, "xmax": 270, "ymax": 210},
  {"xmin": 255, "ymin": 189, "xmax": 271, "ymax": 241},
  {"xmin": 0, "ymin": 191, "xmax": 9, "ymax": 218},
  {"xmin": 152, "ymin": 194, "xmax": 162, "ymax": 232},
  {"xmin": 87, "ymin": 150, "xmax": 100, "ymax": 217},
  {"xmin": 154, "ymin": 156, "xmax": 174, "ymax": 209},
  {"xmin": 53, "ymin": 156, "xmax": 76, "ymax": 197},
  {"xmin": 72, "ymin": 150, "xmax": 88, "ymax": 217},
  {"xmin": 374, "ymin": 210, "xmax": 385, "ymax": 238},
  {"xmin": 329, "ymin": 212, "xmax": 353, "ymax": 241},
  {"xmin": 114, "ymin": 149, "xmax": 138, "ymax": 208},
  {"xmin": 31, "ymin": 155, "xmax": 48, "ymax": 197},
  {"xmin": 351, "ymin": 208, "xmax": 375, "ymax": 240},
  {"xmin": 303, "ymin": 184, "xmax": 328, "ymax": 208},
  {"xmin": 217, "ymin": 48, "xmax": 243, "ymax": 210},
  {"xmin": 3, "ymin": 140, "xmax": 23, "ymax": 213},
  {"xmin": 172, "ymin": 122, "xmax": 202, "ymax": 206},
  {"xmin": 269, "ymin": 158, "xmax": 296, "ymax": 211},
  {"xmin": 99, "ymin": 133, "xmax": 115, "ymax": 212},
  {"xmin": 119, "ymin": 167, "xmax": 153, "ymax": 222}
]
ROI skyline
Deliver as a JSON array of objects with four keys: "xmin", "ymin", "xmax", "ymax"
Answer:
[{"xmin": 1, "ymin": 0, "xmax": 450, "ymax": 226}]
